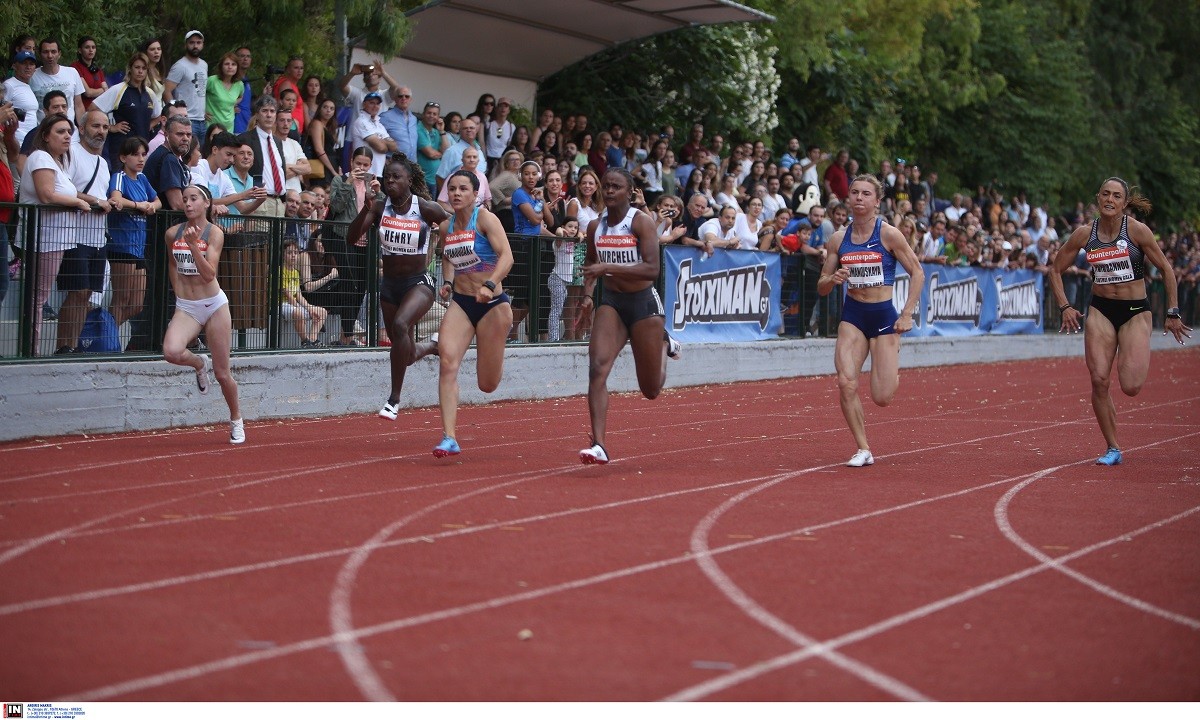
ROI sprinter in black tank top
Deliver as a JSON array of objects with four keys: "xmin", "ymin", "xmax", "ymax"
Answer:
[{"xmin": 1048, "ymin": 177, "xmax": 1190, "ymax": 466}]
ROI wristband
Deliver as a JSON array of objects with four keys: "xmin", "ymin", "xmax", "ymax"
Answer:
[
  {"xmin": 1166, "ymin": 306, "xmax": 1181, "ymax": 318},
  {"xmin": 1058, "ymin": 303, "xmax": 1072, "ymax": 312},
  {"xmin": 442, "ymin": 279, "xmax": 453, "ymax": 288},
  {"xmin": 482, "ymin": 280, "xmax": 497, "ymax": 292}
]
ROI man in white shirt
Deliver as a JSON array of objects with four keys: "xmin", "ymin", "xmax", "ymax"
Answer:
[
  {"xmin": 338, "ymin": 60, "xmax": 397, "ymax": 130},
  {"xmin": 4, "ymin": 50, "xmax": 39, "ymax": 144},
  {"xmin": 273, "ymin": 110, "xmax": 311, "ymax": 194},
  {"xmin": 762, "ymin": 175, "xmax": 788, "ymax": 221},
  {"xmin": 163, "ymin": 30, "xmax": 208, "ymax": 139},
  {"xmin": 30, "ymin": 38, "xmax": 86, "ymax": 124},
  {"xmin": 57, "ymin": 109, "xmax": 111, "ymax": 354},
  {"xmin": 698, "ymin": 205, "xmax": 739, "ymax": 252},
  {"xmin": 352, "ymin": 92, "xmax": 395, "ymax": 176}
]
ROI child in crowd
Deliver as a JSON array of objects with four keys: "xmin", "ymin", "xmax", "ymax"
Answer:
[
  {"xmin": 280, "ymin": 240, "xmax": 327, "ymax": 347},
  {"xmin": 549, "ymin": 216, "xmax": 583, "ymax": 341}
]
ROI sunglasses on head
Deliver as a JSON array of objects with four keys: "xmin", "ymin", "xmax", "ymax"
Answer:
[
  {"xmin": 166, "ymin": 99, "xmax": 188, "ymax": 108},
  {"xmin": 424, "ymin": 101, "xmax": 440, "ymax": 108}
]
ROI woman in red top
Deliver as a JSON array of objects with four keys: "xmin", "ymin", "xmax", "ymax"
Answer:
[{"xmin": 71, "ymin": 36, "xmax": 107, "ymax": 109}]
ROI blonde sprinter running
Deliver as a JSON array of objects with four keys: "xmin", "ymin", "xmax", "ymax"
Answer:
[
  {"xmin": 162, "ymin": 184, "xmax": 244, "ymax": 444},
  {"xmin": 430, "ymin": 169, "xmax": 514, "ymax": 457},
  {"xmin": 817, "ymin": 175, "xmax": 923, "ymax": 467}
]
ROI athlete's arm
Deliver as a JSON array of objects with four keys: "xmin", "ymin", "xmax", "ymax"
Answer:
[{"xmin": 816, "ymin": 231, "xmax": 846, "ymax": 297}]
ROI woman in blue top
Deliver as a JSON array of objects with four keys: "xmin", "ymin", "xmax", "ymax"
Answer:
[
  {"xmin": 512, "ymin": 161, "xmax": 551, "ymax": 237},
  {"xmin": 817, "ymin": 174, "xmax": 924, "ymax": 467},
  {"xmin": 1048, "ymin": 178, "xmax": 1190, "ymax": 465},
  {"xmin": 347, "ymin": 153, "xmax": 448, "ymax": 422},
  {"xmin": 429, "ymin": 169, "xmax": 515, "ymax": 457},
  {"xmin": 106, "ymin": 136, "xmax": 160, "ymax": 332}
]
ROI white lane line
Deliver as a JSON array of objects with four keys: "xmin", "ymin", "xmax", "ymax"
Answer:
[
  {"xmin": 683, "ymin": 427, "xmax": 1200, "ymax": 701},
  {"xmin": 994, "ymin": 458, "xmax": 1200, "ymax": 630},
  {"xmin": 664, "ymin": 498, "xmax": 1200, "ymax": 701}
]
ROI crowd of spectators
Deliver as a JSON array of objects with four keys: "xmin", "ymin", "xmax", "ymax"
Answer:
[{"xmin": 2, "ymin": 29, "xmax": 1198, "ymax": 354}]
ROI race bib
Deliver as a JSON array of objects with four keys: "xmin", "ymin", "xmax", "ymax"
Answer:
[
  {"xmin": 443, "ymin": 230, "xmax": 482, "ymax": 271},
  {"xmin": 379, "ymin": 215, "xmax": 423, "ymax": 255},
  {"xmin": 596, "ymin": 233, "xmax": 639, "ymax": 266},
  {"xmin": 842, "ymin": 250, "xmax": 885, "ymax": 288},
  {"xmin": 172, "ymin": 237, "xmax": 206, "ymax": 276},
  {"xmin": 1087, "ymin": 244, "xmax": 1134, "ymax": 285}
]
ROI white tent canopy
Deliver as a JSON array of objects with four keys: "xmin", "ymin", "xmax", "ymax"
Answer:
[{"xmin": 402, "ymin": 0, "xmax": 774, "ymax": 82}]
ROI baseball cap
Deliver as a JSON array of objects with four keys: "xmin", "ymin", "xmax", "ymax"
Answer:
[
  {"xmin": 363, "ymin": 91, "xmax": 383, "ymax": 103},
  {"xmin": 497, "ymin": 97, "xmax": 512, "ymax": 107},
  {"xmin": 13, "ymin": 50, "xmax": 36, "ymax": 63},
  {"xmin": 185, "ymin": 30, "xmax": 204, "ymax": 40}
]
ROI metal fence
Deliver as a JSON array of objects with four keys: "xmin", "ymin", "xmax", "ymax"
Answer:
[{"xmin": 2, "ymin": 199, "xmax": 1185, "ymax": 362}]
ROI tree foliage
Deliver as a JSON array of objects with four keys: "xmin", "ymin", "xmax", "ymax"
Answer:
[
  {"xmin": 2, "ymin": 0, "xmax": 410, "ymax": 86},
  {"xmin": 538, "ymin": 24, "xmax": 780, "ymax": 142}
]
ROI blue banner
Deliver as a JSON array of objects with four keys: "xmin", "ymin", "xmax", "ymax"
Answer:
[
  {"xmin": 892, "ymin": 265, "xmax": 1044, "ymax": 337},
  {"xmin": 663, "ymin": 246, "xmax": 783, "ymax": 342}
]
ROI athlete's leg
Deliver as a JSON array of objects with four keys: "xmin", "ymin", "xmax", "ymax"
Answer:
[
  {"xmin": 162, "ymin": 308, "xmax": 203, "ymax": 370},
  {"xmin": 1114, "ymin": 311, "xmax": 1152, "ymax": 397},
  {"xmin": 1084, "ymin": 307, "xmax": 1120, "ymax": 450},
  {"xmin": 382, "ymin": 284, "xmax": 435, "ymax": 405},
  {"xmin": 204, "ymin": 306, "xmax": 240, "ymax": 421},
  {"xmin": 835, "ymin": 321, "xmax": 872, "ymax": 451},
  {"xmin": 586, "ymin": 305, "xmax": 629, "ymax": 448},
  {"xmin": 628, "ymin": 314, "xmax": 668, "ymax": 400},
  {"xmin": 867, "ymin": 333, "xmax": 901, "ymax": 407},
  {"xmin": 435, "ymin": 302, "xmax": 475, "ymax": 440},
  {"xmin": 473, "ymin": 301, "xmax": 514, "ymax": 393}
]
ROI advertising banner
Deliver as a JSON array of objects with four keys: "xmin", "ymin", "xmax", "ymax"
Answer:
[{"xmin": 663, "ymin": 246, "xmax": 783, "ymax": 342}]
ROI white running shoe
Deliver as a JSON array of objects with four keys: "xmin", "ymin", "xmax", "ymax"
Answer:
[
  {"xmin": 230, "ymin": 418, "xmax": 246, "ymax": 445},
  {"xmin": 379, "ymin": 401, "xmax": 400, "ymax": 421},
  {"xmin": 666, "ymin": 334, "xmax": 682, "ymax": 360},
  {"xmin": 580, "ymin": 443, "xmax": 609, "ymax": 465},
  {"xmin": 196, "ymin": 355, "xmax": 211, "ymax": 395},
  {"xmin": 847, "ymin": 449, "xmax": 874, "ymax": 467}
]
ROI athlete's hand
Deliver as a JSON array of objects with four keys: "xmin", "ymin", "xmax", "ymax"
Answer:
[
  {"xmin": 439, "ymin": 282, "xmax": 452, "ymax": 301},
  {"xmin": 894, "ymin": 313, "xmax": 914, "ymax": 334},
  {"xmin": 830, "ymin": 267, "xmax": 850, "ymax": 286},
  {"xmin": 1164, "ymin": 317, "xmax": 1191, "ymax": 345},
  {"xmin": 1059, "ymin": 305, "xmax": 1082, "ymax": 334},
  {"xmin": 581, "ymin": 262, "xmax": 607, "ymax": 279}
]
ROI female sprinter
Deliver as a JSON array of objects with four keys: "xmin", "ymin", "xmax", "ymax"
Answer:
[
  {"xmin": 1048, "ymin": 177, "xmax": 1190, "ymax": 465},
  {"xmin": 430, "ymin": 169, "xmax": 514, "ymax": 457},
  {"xmin": 162, "ymin": 185, "xmax": 244, "ymax": 444},
  {"xmin": 577, "ymin": 167, "xmax": 681, "ymax": 465},
  {"xmin": 347, "ymin": 153, "xmax": 448, "ymax": 421},
  {"xmin": 817, "ymin": 174, "xmax": 924, "ymax": 467}
]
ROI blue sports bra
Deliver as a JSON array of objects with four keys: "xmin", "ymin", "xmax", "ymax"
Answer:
[{"xmin": 444, "ymin": 206, "xmax": 499, "ymax": 274}]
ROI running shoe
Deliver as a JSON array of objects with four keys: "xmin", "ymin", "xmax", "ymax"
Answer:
[
  {"xmin": 666, "ymin": 333, "xmax": 682, "ymax": 360},
  {"xmin": 847, "ymin": 449, "xmax": 874, "ymax": 467},
  {"xmin": 196, "ymin": 355, "xmax": 211, "ymax": 395},
  {"xmin": 580, "ymin": 443, "xmax": 609, "ymax": 465},
  {"xmin": 378, "ymin": 401, "xmax": 400, "ymax": 421},
  {"xmin": 230, "ymin": 418, "xmax": 246, "ymax": 445},
  {"xmin": 1096, "ymin": 447, "xmax": 1123, "ymax": 466},
  {"xmin": 433, "ymin": 435, "xmax": 461, "ymax": 458}
]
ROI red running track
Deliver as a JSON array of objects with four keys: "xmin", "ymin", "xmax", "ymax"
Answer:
[{"xmin": 1, "ymin": 349, "xmax": 1198, "ymax": 701}]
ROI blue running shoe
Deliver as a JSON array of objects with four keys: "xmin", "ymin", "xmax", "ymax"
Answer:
[
  {"xmin": 433, "ymin": 435, "xmax": 461, "ymax": 458},
  {"xmin": 1096, "ymin": 448, "xmax": 1122, "ymax": 466}
]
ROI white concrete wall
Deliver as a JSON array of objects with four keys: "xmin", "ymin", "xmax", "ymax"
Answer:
[{"xmin": 2, "ymin": 334, "xmax": 1187, "ymax": 443}]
